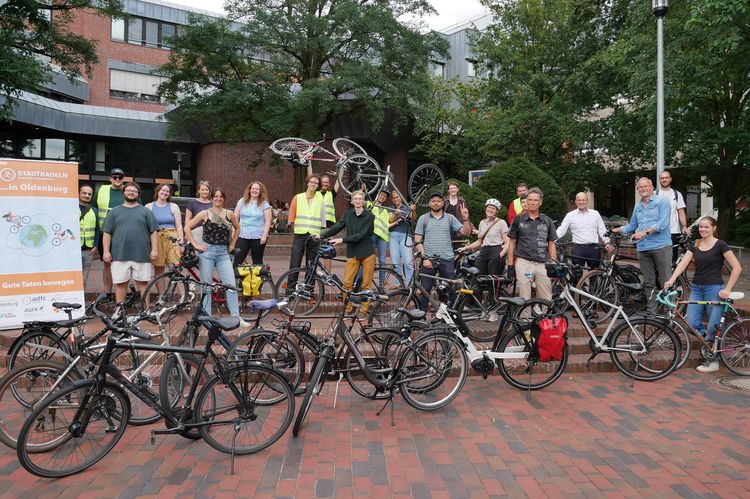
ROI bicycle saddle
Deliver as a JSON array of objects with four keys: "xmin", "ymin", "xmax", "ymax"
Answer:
[
  {"xmin": 495, "ymin": 296, "xmax": 527, "ymax": 307},
  {"xmin": 397, "ymin": 307, "xmax": 426, "ymax": 321},
  {"xmin": 729, "ymin": 292, "xmax": 745, "ymax": 300},
  {"xmin": 197, "ymin": 316, "xmax": 240, "ymax": 331},
  {"xmin": 52, "ymin": 302, "xmax": 82, "ymax": 311},
  {"xmin": 458, "ymin": 266, "xmax": 480, "ymax": 276},
  {"xmin": 248, "ymin": 299, "xmax": 278, "ymax": 311}
]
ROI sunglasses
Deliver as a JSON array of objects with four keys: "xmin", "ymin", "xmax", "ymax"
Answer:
[{"xmin": 111, "ymin": 175, "xmax": 124, "ymax": 180}]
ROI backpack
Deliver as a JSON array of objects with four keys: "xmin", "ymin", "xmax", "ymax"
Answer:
[{"xmin": 531, "ymin": 316, "xmax": 568, "ymax": 362}]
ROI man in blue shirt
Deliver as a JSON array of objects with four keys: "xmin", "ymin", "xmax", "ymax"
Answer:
[{"xmin": 612, "ymin": 177, "xmax": 671, "ymax": 313}]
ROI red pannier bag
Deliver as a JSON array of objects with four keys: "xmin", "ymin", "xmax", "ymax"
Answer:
[{"xmin": 532, "ymin": 316, "xmax": 568, "ymax": 362}]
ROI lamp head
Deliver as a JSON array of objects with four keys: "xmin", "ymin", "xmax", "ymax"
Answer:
[{"xmin": 652, "ymin": 0, "xmax": 668, "ymax": 18}]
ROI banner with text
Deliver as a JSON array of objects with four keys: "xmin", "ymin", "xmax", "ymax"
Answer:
[{"xmin": 0, "ymin": 159, "xmax": 83, "ymax": 329}]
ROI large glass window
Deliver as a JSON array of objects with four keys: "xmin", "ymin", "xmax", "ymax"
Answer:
[
  {"xmin": 128, "ymin": 18, "xmax": 144, "ymax": 45},
  {"xmin": 111, "ymin": 19, "xmax": 125, "ymax": 41},
  {"xmin": 161, "ymin": 23, "xmax": 176, "ymax": 49},
  {"xmin": 109, "ymin": 69, "xmax": 165, "ymax": 103},
  {"xmin": 114, "ymin": 16, "xmax": 178, "ymax": 49},
  {"xmin": 145, "ymin": 21, "xmax": 159, "ymax": 48},
  {"xmin": 45, "ymin": 138, "xmax": 65, "ymax": 160}
]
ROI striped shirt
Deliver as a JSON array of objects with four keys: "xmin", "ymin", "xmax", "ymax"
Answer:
[{"xmin": 415, "ymin": 212, "xmax": 464, "ymax": 260}]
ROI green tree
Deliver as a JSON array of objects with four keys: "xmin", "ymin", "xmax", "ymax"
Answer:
[
  {"xmin": 445, "ymin": 178, "xmax": 496, "ymax": 228},
  {"xmin": 0, "ymin": 0, "xmax": 124, "ymax": 121},
  {"xmin": 596, "ymin": 0, "xmax": 750, "ymax": 240}
]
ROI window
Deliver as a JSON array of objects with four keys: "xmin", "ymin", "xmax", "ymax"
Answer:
[
  {"xmin": 430, "ymin": 61, "xmax": 445, "ymax": 79},
  {"xmin": 45, "ymin": 139, "xmax": 65, "ymax": 160},
  {"xmin": 466, "ymin": 59, "xmax": 477, "ymax": 78},
  {"xmin": 22, "ymin": 139, "xmax": 42, "ymax": 158},
  {"xmin": 109, "ymin": 69, "xmax": 166, "ymax": 103},
  {"xmin": 111, "ymin": 19, "xmax": 125, "ymax": 41},
  {"xmin": 128, "ymin": 18, "xmax": 143, "ymax": 45},
  {"xmin": 161, "ymin": 23, "xmax": 176, "ymax": 49},
  {"xmin": 113, "ymin": 16, "xmax": 178, "ymax": 49},
  {"xmin": 145, "ymin": 21, "xmax": 159, "ymax": 48}
]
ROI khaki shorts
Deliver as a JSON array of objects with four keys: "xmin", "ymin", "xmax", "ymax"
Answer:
[
  {"xmin": 111, "ymin": 260, "xmax": 154, "ymax": 284},
  {"xmin": 155, "ymin": 229, "xmax": 181, "ymax": 266}
]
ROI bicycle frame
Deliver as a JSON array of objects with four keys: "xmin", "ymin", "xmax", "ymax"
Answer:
[{"xmin": 661, "ymin": 295, "xmax": 741, "ymax": 354}]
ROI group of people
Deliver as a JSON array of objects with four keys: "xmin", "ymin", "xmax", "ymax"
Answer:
[{"xmin": 79, "ymin": 167, "xmax": 742, "ymax": 374}]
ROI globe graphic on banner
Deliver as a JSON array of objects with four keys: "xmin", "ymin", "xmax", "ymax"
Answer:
[{"xmin": 19, "ymin": 224, "xmax": 49, "ymax": 249}]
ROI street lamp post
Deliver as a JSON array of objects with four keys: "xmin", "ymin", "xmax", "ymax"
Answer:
[
  {"xmin": 653, "ymin": 0, "xmax": 668, "ymax": 180},
  {"xmin": 172, "ymin": 151, "xmax": 185, "ymax": 197}
]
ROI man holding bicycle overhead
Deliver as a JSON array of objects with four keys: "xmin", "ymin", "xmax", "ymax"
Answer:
[
  {"xmin": 612, "ymin": 177, "xmax": 671, "ymax": 314},
  {"xmin": 319, "ymin": 190, "xmax": 375, "ymax": 312},
  {"xmin": 506, "ymin": 187, "xmax": 557, "ymax": 302},
  {"xmin": 413, "ymin": 192, "xmax": 472, "ymax": 311}
]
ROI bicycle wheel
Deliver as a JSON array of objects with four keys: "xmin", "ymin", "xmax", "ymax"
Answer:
[
  {"xmin": 669, "ymin": 320, "xmax": 692, "ymax": 371},
  {"xmin": 576, "ymin": 270, "xmax": 619, "ymax": 321},
  {"xmin": 496, "ymin": 325, "xmax": 568, "ymax": 391},
  {"xmin": 17, "ymin": 380, "xmax": 130, "ymax": 478},
  {"xmin": 408, "ymin": 164, "xmax": 445, "ymax": 207},
  {"xmin": 345, "ymin": 328, "xmax": 402, "ymax": 399},
  {"xmin": 0, "ymin": 360, "xmax": 80, "ymax": 450},
  {"xmin": 510, "ymin": 299, "xmax": 555, "ymax": 346},
  {"xmin": 111, "ymin": 347, "xmax": 163, "ymax": 425},
  {"xmin": 371, "ymin": 265, "xmax": 405, "ymax": 292},
  {"xmin": 142, "ymin": 272, "xmax": 190, "ymax": 321},
  {"xmin": 269, "ymin": 137, "xmax": 313, "ymax": 156},
  {"xmin": 292, "ymin": 347, "xmax": 332, "ymax": 436},
  {"xmin": 158, "ymin": 354, "xmax": 210, "ymax": 439},
  {"xmin": 332, "ymin": 138, "xmax": 366, "ymax": 158},
  {"xmin": 399, "ymin": 332, "xmax": 467, "ymax": 411},
  {"xmin": 366, "ymin": 289, "xmax": 419, "ymax": 329},
  {"xmin": 7, "ymin": 328, "xmax": 70, "ymax": 370},
  {"xmin": 274, "ymin": 267, "xmax": 325, "ymax": 316},
  {"xmin": 228, "ymin": 330, "xmax": 305, "ymax": 390},
  {"xmin": 337, "ymin": 154, "xmax": 382, "ymax": 196},
  {"xmin": 609, "ymin": 318, "xmax": 680, "ymax": 381},
  {"xmin": 719, "ymin": 318, "xmax": 750, "ymax": 376},
  {"xmin": 194, "ymin": 364, "xmax": 294, "ymax": 455}
]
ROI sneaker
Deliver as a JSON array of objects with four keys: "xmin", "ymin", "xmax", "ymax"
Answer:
[
  {"xmin": 488, "ymin": 312, "xmax": 499, "ymax": 322},
  {"xmin": 696, "ymin": 360, "xmax": 719, "ymax": 373},
  {"xmin": 239, "ymin": 318, "xmax": 251, "ymax": 328}
]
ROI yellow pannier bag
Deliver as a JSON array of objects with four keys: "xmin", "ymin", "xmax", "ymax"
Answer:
[{"xmin": 236, "ymin": 265, "xmax": 263, "ymax": 297}]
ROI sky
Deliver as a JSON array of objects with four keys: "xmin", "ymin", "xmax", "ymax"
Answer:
[{"xmin": 166, "ymin": 0, "xmax": 490, "ymax": 32}]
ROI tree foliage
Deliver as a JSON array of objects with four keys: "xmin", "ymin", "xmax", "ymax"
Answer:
[
  {"xmin": 158, "ymin": 0, "xmax": 448, "ymax": 143},
  {"xmin": 445, "ymin": 178, "xmax": 496, "ymax": 228},
  {"xmin": 0, "ymin": 0, "xmax": 124, "ymax": 121}
]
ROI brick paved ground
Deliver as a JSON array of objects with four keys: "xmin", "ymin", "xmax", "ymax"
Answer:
[{"xmin": 1, "ymin": 369, "xmax": 749, "ymax": 498}]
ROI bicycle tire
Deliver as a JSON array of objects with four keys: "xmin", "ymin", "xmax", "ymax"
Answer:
[
  {"xmin": 7, "ymin": 328, "xmax": 70, "ymax": 370},
  {"xmin": 17, "ymin": 379, "xmax": 131, "ymax": 478},
  {"xmin": 496, "ymin": 325, "xmax": 568, "ymax": 391},
  {"xmin": 227, "ymin": 329, "xmax": 305, "ymax": 390},
  {"xmin": 399, "ymin": 332, "xmax": 467, "ymax": 411},
  {"xmin": 668, "ymin": 320, "xmax": 692, "ymax": 371},
  {"xmin": 194, "ymin": 363, "xmax": 294, "ymax": 455},
  {"xmin": 111, "ymin": 347, "xmax": 163, "ymax": 425},
  {"xmin": 332, "ymin": 138, "xmax": 366, "ymax": 158},
  {"xmin": 158, "ymin": 354, "xmax": 210, "ymax": 439},
  {"xmin": 274, "ymin": 267, "xmax": 325, "ymax": 316},
  {"xmin": 576, "ymin": 270, "xmax": 620, "ymax": 321},
  {"xmin": 366, "ymin": 288, "xmax": 419, "ymax": 329},
  {"xmin": 142, "ymin": 272, "xmax": 191, "ymax": 321},
  {"xmin": 719, "ymin": 318, "xmax": 750, "ymax": 376},
  {"xmin": 0, "ymin": 360, "xmax": 81, "ymax": 450},
  {"xmin": 345, "ymin": 328, "xmax": 402, "ymax": 400},
  {"xmin": 608, "ymin": 317, "xmax": 680, "ymax": 381},
  {"xmin": 269, "ymin": 137, "xmax": 313, "ymax": 156},
  {"xmin": 408, "ymin": 163, "xmax": 445, "ymax": 207},
  {"xmin": 371, "ymin": 265, "xmax": 405, "ymax": 293},
  {"xmin": 337, "ymin": 154, "xmax": 382, "ymax": 196},
  {"xmin": 292, "ymin": 346, "xmax": 332, "ymax": 436}
]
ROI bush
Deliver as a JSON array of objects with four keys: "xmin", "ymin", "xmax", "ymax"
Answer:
[
  {"xmin": 444, "ymin": 178, "xmax": 499, "ymax": 228},
  {"xmin": 475, "ymin": 157, "xmax": 566, "ymax": 222}
]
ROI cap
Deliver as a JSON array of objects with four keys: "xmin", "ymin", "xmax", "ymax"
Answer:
[
  {"xmin": 110, "ymin": 168, "xmax": 125, "ymax": 176},
  {"xmin": 428, "ymin": 191, "xmax": 444, "ymax": 200}
]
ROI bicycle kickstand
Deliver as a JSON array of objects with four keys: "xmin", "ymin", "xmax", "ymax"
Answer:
[
  {"xmin": 230, "ymin": 421, "xmax": 241, "ymax": 475},
  {"xmin": 375, "ymin": 389, "xmax": 397, "ymax": 427},
  {"xmin": 333, "ymin": 372, "xmax": 344, "ymax": 409}
]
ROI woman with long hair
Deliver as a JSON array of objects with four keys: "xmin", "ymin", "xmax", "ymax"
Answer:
[
  {"xmin": 184, "ymin": 180, "xmax": 212, "ymax": 246},
  {"xmin": 145, "ymin": 184, "xmax": 183, "ymax": 291},
  {"xmin": 664, "ymin": 216, "xmax": 741, "ymax": 372},
  {"xmin": 233, "ymin": 181, "xmax": 272, "ymax": 265}
]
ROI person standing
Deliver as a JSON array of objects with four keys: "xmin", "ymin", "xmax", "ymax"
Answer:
[
  {"xmin": 145, "ymin": 184, "xmax": 184, "ymax": 290},
  {"xmin": 413, "ymin": 192, "xmax": 472, "ymax": 311},
  {"xmin": 287, "ymin": 174, "xmax": 325, "ymax": 277},
  {"xmin": 388, "ymin": 191, "xmax": 416, "ymax": 284},
  {"xmin": 443, "ymin": 181, "xmax": 471, "ymax": 250},
  {"xmin": 368, "ymin": 187, "xmax": 391, "ymax": 285},
  {"xmin": 184, "ymin": 180, "xmax": 213, "ymax": 247},
  {"xmin": 102, "ymin": 182, "xmax": 158, "ymax": 304},
  {"xmin": 95, "ymin": 168, "xmax": 129, "ymax": 298},
  {"xmin": 664, "ymin": 216, "xmax": 742, "ymax": 372},
  {"xmin": 78, "ymin": 184, "xmax": 100, "ymax": 289},
  {"xmin": 507, "ymin": 182, "xmax": 528, "ymax": 225},
  {"xmin": 234, "ymin": 181, "xmax": 272, "ymax": 265},
  {"xmin": 556, "ymin": 192, "xmax": 613, "ymax": 269},
  {"xmin": 184, "ymin": 187, "xmax": 247, "ymax": 326},
  {"xmin": 506, "ymin": 188, "xmax": 557, "ymax": 302},
  {"xmin": 612, "ymin": 177, "xmax": 671, "ymax": 314},
  {"xmin": 308, "ymin": 165, "xmax": 340, "ymax": 272},
  {"xmin": 655, "ymin": 170, "xmax": 691, "ymax": 262},
  {"xmin": 320, "ymin": 190, "xmax": 376, "ymax": 312}
]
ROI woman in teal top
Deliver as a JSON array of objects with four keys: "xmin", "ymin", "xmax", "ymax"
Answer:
[{"xmin": 233, "ymin": 181, "xmax": 272, "ymax": 265}]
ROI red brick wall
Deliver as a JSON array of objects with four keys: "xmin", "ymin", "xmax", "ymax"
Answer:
[{"xmin": 67, "ymin": 10, "xmax": 169, "ymax": 111}]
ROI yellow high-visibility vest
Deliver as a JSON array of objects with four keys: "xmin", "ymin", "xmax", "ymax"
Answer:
[
  {"xmin": 368, "ymin": 202, "xmax": 389, "ymax": 242},
  {"xmin": 95, "ymin": 185, "xmax": 112, "ymax": 228},
  {"xmin": 293, "ymin": 192, "xmax": 324, "ymax": 235},
  {"xmin": 322, "ymin": 190, "xmax": 336, "ymax": 223},
  {"xmin": 79, "ymin": 207, "xmax": 97, "ymax": 248}
]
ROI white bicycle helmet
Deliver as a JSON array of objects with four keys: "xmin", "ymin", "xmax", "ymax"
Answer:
[{"xmin": 485, "ymin": 198, "xmax": 502, "ymax": 210}]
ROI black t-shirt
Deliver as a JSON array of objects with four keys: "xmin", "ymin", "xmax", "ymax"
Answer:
[{"xmin": 691, "ymin": 239, "xmax": 730, "ymax": 285}]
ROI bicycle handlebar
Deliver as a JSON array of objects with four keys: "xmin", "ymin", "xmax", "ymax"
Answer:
[
  {"xmin": 90, "ymin": 294, "xmax": 151, "ymax": 341},
  {"xmin": 655, "ymin": 289, "xmax": 679, "ymax": 309}
]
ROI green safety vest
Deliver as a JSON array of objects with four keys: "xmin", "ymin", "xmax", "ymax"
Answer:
[
  {"xmin": 322, "ymin": 190, "xmax": 336, "ymax": 223},
  {"xmin": 368, "ymin": 202, "xmax": 389, "ymax": 242},
  {"xmin": 79, "ymin": 207, "xmax": 97, "ymax": 248},
  {"xmin": 95, "ymin": 185, "xmax": 113, "ymax": 228},
  {"xmin": 293, "ymin": 192, "xmax": 324, "ymax": 235},
  {"xmin": 513, "ymin": 198, "xmax": 522, "ymax": 214}
]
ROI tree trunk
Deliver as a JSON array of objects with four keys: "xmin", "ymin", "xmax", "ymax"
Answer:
[{"xmin": 715, "ymin": 196, "xmax": 736, "ymax": 241}]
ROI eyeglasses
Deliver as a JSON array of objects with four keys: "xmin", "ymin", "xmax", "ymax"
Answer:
[
  {"xmin": 124, "ymin": 189, "xmax": 139, "ymax": 193},
  {"xmin": 111, "ymin": 175, "xmax": 123, "ymax": 180}
]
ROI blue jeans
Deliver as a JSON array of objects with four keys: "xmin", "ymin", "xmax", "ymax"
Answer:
[
  {"xmin": 389, "ymin": 231, "xmax": 413, "ymax": 284},
  {"xmin": 419, "ymin": 258, "xmax": 456, "ymax": 311},
  {"xmin": 686, "ymin": 284, "xmax": 724, "ymax": 340},
  {"xmin": 372, "ymin": 235, "xmax": 388, "ymax": 284},
  {"xmin": 198, "ymin": 244, "xmax": 239, "ymax": 317}
]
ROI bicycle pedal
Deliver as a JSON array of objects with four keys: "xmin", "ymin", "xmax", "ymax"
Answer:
[{"xmin": 106, "ymin": 425, "xmax": 117, "ymax": 433}]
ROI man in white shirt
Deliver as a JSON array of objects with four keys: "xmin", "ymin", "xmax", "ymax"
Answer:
[
  {"xmin": 655, "ymin": 171, "xmax": 691, "ymax": 262},
  {"xmin": 556, "ymin": 192, "xmax": 612, "ymax": 269}
]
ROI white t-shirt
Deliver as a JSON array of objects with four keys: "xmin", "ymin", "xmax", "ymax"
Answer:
[{"xmin": 655, "ymin": 187, "xmax": 686, "ymax": 234}]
